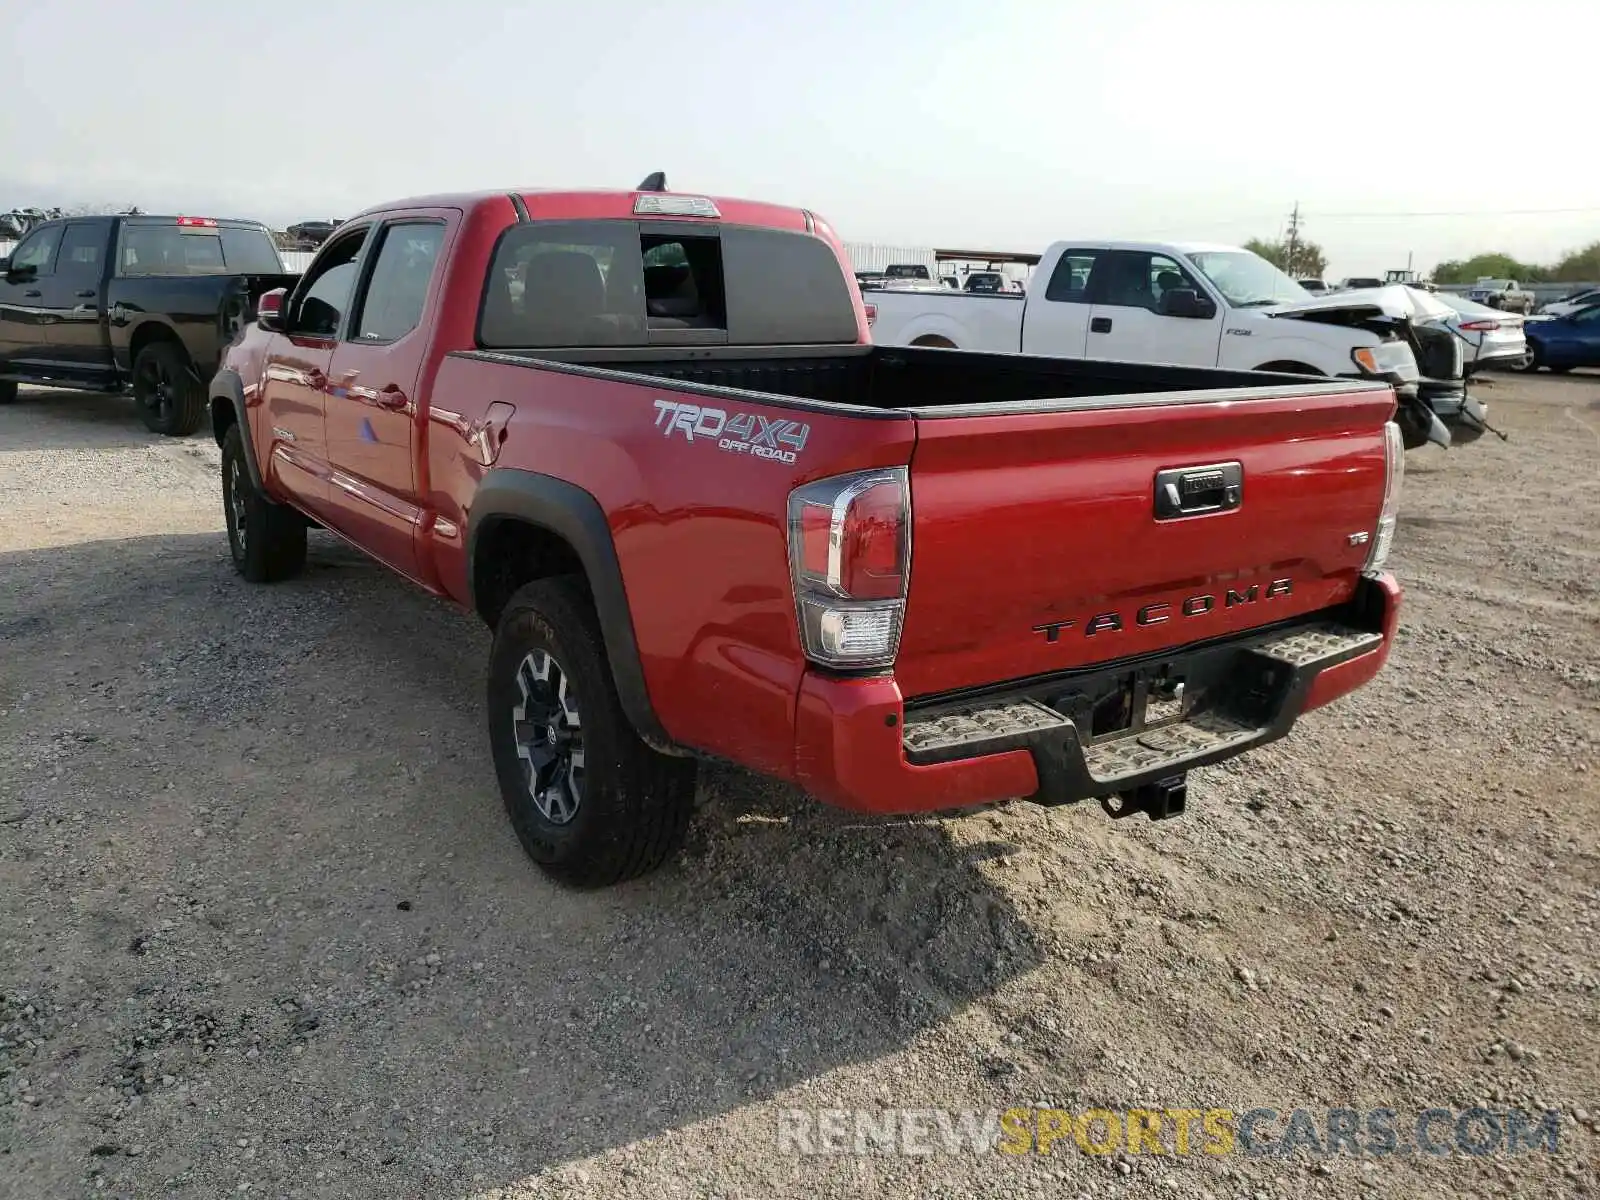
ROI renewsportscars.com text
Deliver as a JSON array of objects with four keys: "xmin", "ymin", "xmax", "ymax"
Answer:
[{"xmin": 776, "ymin": 1105, "xmax": 1564, "ymax": 1159}]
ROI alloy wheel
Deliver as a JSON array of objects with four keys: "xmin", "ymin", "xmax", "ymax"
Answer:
[
  {"xmin": 135, "ymin": 357, "xmax": 173, "ymax": 425},
  {"xmin": 227, "ymin": 456, "xmax": 249, "ymax": 557},
  {"xmin": 511, "ymin": 650, "xmax": 585, "ymax": 824}
]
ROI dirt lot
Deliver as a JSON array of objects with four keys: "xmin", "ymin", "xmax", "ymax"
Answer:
[{"xmin": 1, "ymin": 375, "xmax": 1597, "ymax": 1199}]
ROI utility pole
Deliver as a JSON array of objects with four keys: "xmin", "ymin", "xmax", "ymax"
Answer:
[{"xmin": 1285, "ymin": 200, "xmax": 1302, "ymax": 277}]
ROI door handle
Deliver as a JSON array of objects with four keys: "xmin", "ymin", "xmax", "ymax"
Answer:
[
  {"xmin": 307, "ymin": 368, "xmax": 328, "ymax": 389},
  {"xmin": 374, "ymin": 385, "xmax": 409, "ymax": 411},
  {"xmin": 1090, "ymin": 317, "xmax": 1113, "ymax": 333},
  {"xmin": 75, "ymin": 289, "xmax": 96, "ymax": 298},
  {"xmin": 23, "ymin": 289, "xmax": 41, "ymax": 298}
]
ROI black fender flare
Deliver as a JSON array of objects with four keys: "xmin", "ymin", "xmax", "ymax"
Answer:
[
  {"xmin": 207, "ymin": 368, "xmax": 269, "ymax": 493},
  {"xmin": 467, "ymin": 469, "xmax": 675, "ymax": 752}
]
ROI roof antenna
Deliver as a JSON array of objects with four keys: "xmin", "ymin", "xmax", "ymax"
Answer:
[{"xmin": 637, "ymin": 171, "xmax": 667, "ymax": 192}]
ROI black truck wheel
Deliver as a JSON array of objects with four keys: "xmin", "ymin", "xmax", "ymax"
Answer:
[
  {"xmin": 132, "ymin": 341, "xmax": 206, "ymax": 435},
  {"xmin": 0, "ymin": 380, "xmax": 15, "ymax": 404},
  {"xmin": 488, "ymin": 576, "xmax": 696, "ymax": 888},
  {"xmin": 221, "ymin": 424, "xmax": 306, "ymax": 582}
]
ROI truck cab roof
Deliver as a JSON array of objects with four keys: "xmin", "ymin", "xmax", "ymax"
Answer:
[{"xmin": 347, "ymin": 188, "xmax": 818, "ymax": 234}]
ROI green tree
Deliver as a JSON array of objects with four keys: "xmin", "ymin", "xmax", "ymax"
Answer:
[
  {"xmin": 1244, "ymin": 236, "xmax": 1328, "ymax": 280},
  {"xmin": 1431, "ymin": 253, "xmax": 1547, "ymax": 284},
  {"xmin": 1550, "ymin": 241, "xmax": 1600, "ymax": 283}
]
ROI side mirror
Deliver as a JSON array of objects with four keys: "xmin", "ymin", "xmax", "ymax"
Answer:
[
  {"xmin": 1157, "ymin": 287, "xmax": 1213, "ymax": 319},
  {"xmin": 256, "ymin": 288, "xmax": 288, "ymax": 332}
]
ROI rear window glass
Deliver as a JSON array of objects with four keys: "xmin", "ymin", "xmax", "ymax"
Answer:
[
  {"xmin": 118, "ymin": 225, "xmax": 284, "ymax": 276},
  {"xmin": 721, "ymin": 227, "xmax": 858, "ymax": 345},
  {"xmin": 478, "ymin": 222, "xmax": 646, "ymax": 347},
  {"xmin": 477, "ymin": 221, "xmax": 857, "ymax": 348}
]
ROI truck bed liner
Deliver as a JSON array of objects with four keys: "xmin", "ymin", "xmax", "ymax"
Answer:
[{"xmin": 455, "ymin": 344, "xmax": 1387, "ymax": 417}]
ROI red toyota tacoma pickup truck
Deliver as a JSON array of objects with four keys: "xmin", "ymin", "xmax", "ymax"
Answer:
[{"xmin": 209, "ymin": 180, "xmax": 1404, "ymax": 887}]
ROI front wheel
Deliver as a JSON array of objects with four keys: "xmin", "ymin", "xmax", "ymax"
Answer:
[
  {"xmin": 1510, "ymin": 345, "xmax": 1542, "ymax": 373},
  {"xmin": 132, "ymin": 341, "xmax": 206, "ymax": 435},
  {"xmin": 0, "ymin": 379, "xmax": 16, "ymax": 405},
  {"xmin": 222, "ymin": 424, "xmax": 306, "ymax": 582},
  {"xmin": 488, "ymin": 577, "xmax": 696, "ymax": 888}
]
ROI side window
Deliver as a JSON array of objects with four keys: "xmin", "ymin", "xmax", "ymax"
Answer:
[
  {"xmin": 292, "ymin": 230, "xmax": 368, "ymax": 338},
  {"xmin": 57, "ymin": 224, "xmax": 106, "ymax": 278},
  {"xmin": 1098, "ymin": 251, "xmax": 1206, "ymax": 312},
  {"xmin": 1573, "ymin": 306, "xmax": 1600, "ymax": 325},
  {"xmin": 8, "ymin": 225, "xmax": 62, "ymax": 274},
  {"xmin": 1148, "ymin": 253, "xmax": 1205, "ymax": 309},
  {"xmin": 351, "ymin": 222, "xmax": 444, "ymax": 343},
  {"xmin": 478, "ymin": 221, "xmax": 646, "ymax": 348},
  {"xmin": 1043, "ymin": 250, "xmax": 1100, "ymax": 303}
]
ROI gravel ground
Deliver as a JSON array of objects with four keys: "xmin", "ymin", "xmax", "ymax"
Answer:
[{"xmin": 1, "ymin": 376, "xmax": 1596, "ymax": 1200}]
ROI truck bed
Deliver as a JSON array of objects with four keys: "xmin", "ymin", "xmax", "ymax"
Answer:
[
  {"xmin": 457, "ymin": 342, "xmax": 1380, "ymax": 416},
  {"xmin": 442, "ymin": 338, "xmax": 1398, "ymax": 705}
]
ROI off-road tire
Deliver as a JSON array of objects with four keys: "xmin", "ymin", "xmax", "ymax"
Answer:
[
  {"xmin": 0, "ymin": 379, "xmax": 16, "ymax": 404},
  {"xmin": 132, "ymin": 341, "xmax": 206, "ymax": 436},
  {"xmin": 222, "ymin": 424, "xmax": 306, "ymax": 582},
  {"xmin": 488, "ymin": 576, "xmax": 696, "ymax": 887}
]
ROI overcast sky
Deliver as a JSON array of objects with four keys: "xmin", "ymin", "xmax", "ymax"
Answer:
[{"xmin": 2, "ymin": 0, "xmax": 1595, "ymax": 278}]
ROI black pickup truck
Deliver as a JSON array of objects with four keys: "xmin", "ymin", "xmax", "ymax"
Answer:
[{"xmin": 0, "ymin": 214, "xmax": 298, "ymax": 434}]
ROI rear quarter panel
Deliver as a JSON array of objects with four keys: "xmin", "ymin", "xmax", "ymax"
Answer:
[{"xmin": 427, "ymin": 355, "xmax": 916, "ymax": 775}]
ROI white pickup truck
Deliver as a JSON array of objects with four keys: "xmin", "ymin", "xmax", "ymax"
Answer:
[{"xmin": 865, "ymin": 240, "xmax": 1420, "ymax": 381}]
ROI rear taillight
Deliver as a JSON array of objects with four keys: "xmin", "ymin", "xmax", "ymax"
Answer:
[
  {"xmin": 863, "ymin": 302, "xmax": 877, "ymax": 326},
  {"xmin": 1365, "ymin": 421, "xmax": 1404, "ymax": 574},
  {"xmin": 787, "ymin": 468, "xmax": 910, "ymax": 668},
  {"xmin": 1457, "ymin": 319, "xmax": 1500, "ymax": 332}
]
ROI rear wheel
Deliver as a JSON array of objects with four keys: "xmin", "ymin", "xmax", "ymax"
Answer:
[
  {"xmin": 0, "ymin": 380, "xmax": 15, "ymax": 405},
  {"xmin": 132, "ymin": 341, "xmax": 206, "ymax": 435},
  {"xmin": 222, "ymin": 424, "xmax": 306, "ymax": 582},
  {"xmin": 488, "ymin": 577, "xmax": 696, "ymax": 888}
]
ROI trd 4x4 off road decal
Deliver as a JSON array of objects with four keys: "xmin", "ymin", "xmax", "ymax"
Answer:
[{"xmin": 652, "ymin": 399, "xmax": 810, "ymax": 465}]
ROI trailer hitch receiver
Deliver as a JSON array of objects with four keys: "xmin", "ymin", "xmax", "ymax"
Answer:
[{"xmin": 1101, "ymin": 773, "xmax": 1188, "ymax": 821}]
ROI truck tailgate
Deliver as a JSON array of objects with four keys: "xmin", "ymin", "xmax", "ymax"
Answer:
[{"xmin": 896, "ymin": 386, "xmax": 1396, "ymax": 699}]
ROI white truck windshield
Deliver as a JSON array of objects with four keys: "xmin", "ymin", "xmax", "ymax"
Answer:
[{"xmin": 1188, "ymin": 251, "xmax": 1310, "ymax": 308}]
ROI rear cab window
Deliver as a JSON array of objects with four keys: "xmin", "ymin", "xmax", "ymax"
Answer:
[
  {"xmin": 116, "ymin": 221, "xmax": 285, "ymax": 276},
  {"xmin": 1043, "ymin": 250, "xmax": 1102, "ymax": 303},
  {"xmin": 477, "ymin": 220, "xmax": 857, "ymax": 348}
]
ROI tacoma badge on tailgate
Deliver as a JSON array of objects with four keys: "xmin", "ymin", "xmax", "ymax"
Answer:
[{"xmin": 1032, "ymin": 578, "xmax": 1293, "ymax": 642}]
